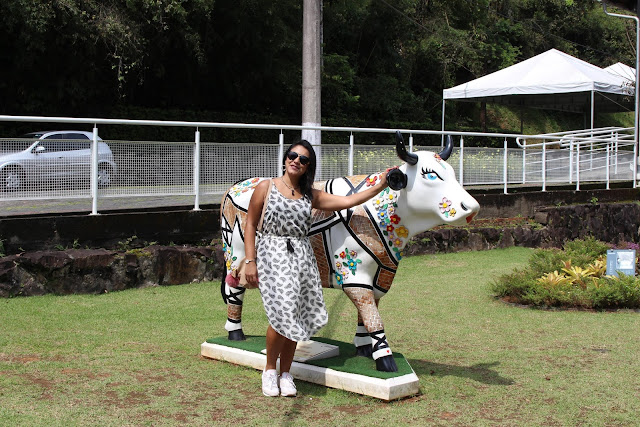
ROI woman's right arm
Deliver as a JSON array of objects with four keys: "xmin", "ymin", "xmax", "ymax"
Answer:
[{"xmin": 243, "ymin": 179, "xmax": 269, "ymax": 286}]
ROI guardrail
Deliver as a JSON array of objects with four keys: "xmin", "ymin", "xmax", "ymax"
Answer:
[
  {"xmin": 516, "ymin": 126, "xmax": 637, "ymax": 191},
  {"xmin": 0, "ymin": 115, "xmax": 636, "ymax": 215}
]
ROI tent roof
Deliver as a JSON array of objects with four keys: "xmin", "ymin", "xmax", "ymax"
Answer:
[
  {"xmin": 604, "ymin": 62, "xmax": 636, "ymax": 82},
  {"xmin": 443, "ymin": 49, "xmax": 634, "ymax": 113}
]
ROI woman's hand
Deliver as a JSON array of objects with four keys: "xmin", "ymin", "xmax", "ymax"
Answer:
[
  {"xmin": 381, "ymin": 167, "xmax": 399, "ymax": 188},
  {"xmin": 244, "ymin": 262, "xmax": 259, "ymax": 287}
]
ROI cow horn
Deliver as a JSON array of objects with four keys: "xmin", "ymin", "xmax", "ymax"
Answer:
[
  {"xmin": 439, "ymin": 135, "xmax": 454, "ymax": 161},
  {"xmin": 395, "ymin": 131, "xmax": 418, "ymax": 166}
]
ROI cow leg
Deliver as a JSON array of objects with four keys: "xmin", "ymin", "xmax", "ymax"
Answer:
[
  {"xmin": 354, "ymin": 316, "xmax": 372, "ymax": 357},
  {"xmin": 221, "ymin": 279, "xmax": 247, "ymax": 341},
  {"xmin": 343, "ymin": 286, "xmax": 398, "ymax": 372}
]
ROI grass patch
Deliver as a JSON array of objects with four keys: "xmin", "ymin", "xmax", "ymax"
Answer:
[{"xmin": 1, "ymin": 247, "xmax": 640, "ymax": 425}]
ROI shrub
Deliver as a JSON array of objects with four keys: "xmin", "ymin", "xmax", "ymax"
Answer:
[{"xmin": 491, "ymin": 237, "xmax": 640, "ymax": 309}]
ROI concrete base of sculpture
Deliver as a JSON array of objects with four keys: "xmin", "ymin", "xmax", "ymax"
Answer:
[{"xmin": 201, "ymin": 341, "xmax": 420, "ymax": 401}]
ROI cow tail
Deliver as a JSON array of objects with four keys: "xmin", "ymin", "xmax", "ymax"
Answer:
[{"xmin": 220, "ymin": 274, "xmax": 228, "ymax": 304}]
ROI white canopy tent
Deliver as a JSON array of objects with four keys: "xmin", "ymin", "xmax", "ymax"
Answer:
[
  {"xmin": 605, "ymin": 62, "xmax": 636, "ymax": 82},
  {"xmin": 442, "ymin": 49, "xmax": 635, "ymax": 132}
]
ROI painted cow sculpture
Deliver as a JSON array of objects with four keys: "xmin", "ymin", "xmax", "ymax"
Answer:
[{"xmin": 220, "ymin": 132, "xmax": 480, "ymax": 372}]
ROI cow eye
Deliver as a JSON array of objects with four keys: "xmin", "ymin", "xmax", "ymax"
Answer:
[{"xmin": 421, "ymin": 168, "xmax": 442, "ymax": 181}]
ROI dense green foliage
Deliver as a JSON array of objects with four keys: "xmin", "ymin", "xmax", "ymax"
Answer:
[
  {"xmin": 0, "ymin": 0, "xmax": 636, "ymax": 137},
  {"xmin": 492, "ymin": 237, "xmax": 640, "ymax": 309}
]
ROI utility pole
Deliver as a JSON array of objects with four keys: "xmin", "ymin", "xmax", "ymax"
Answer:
[{"xmin": 302, "ymin": 0, "xmax": 322, "ymax": 160}]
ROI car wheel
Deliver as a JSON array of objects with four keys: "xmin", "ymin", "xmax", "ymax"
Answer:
[
  {"xmin": 0, "ymin": 166, "xmax": 24, "ymax": 191},
  {"xmin": 97, "ymin": 165, "xmax": 112, "ymax": 188}
]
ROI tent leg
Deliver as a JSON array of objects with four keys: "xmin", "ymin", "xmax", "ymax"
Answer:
[
  {"xmin": 441, "ymin": 99, "xmax": 446, "ymax": 147},
  {"xmin": 520, "ymin": 105, "xmax": 524, "ymax": 134},
  {"xmin": 591, "ymin": 90, "xmax": 595, "ymax": 132}
]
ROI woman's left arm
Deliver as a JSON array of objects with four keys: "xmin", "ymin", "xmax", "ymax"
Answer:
[{"xmin": 312, "ymin": 171, "xmax": 390, "ymax": 211}]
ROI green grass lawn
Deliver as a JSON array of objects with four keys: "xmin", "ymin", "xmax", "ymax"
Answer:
[{"xmin": 1, "ymin": 247, "xmax": 639, "ymax": 426}]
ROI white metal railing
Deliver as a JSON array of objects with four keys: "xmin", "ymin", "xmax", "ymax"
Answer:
[
  {"xmin": 516, "ymin": 126, "xmax": 637, "ymax": 191},
  {"xmin": 0, "ymin": 114, "xmax": 637, "ymax": 215}
]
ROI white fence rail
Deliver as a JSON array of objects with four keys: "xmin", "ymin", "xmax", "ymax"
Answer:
[{"xmin": 0, "ymin": 115, "xmax": 637, "ymax": 215}]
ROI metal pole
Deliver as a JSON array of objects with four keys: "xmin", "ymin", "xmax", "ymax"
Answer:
[
  {"xmin": 542, "ymin": 141, "xmax": 546, "ymax": 192},
  {"xmin": 569, "ymin": 141, "xmax": 574, "ymax": 184},
  {"xmin": 409, "ymin": 134, "xmax": 414, "ymax": 152},
  {"xmin": 458, "ymin": 136, "xmax": 464, "ymax": 185},
  {"xmin": 614, "ymin": 131, "xmax": 619, "ymax": 174},
  {"xmin": 503, "ymin": 138, "xmax": 508, "ymax": 194},
  {"xmin": 522, "ymin": 142, "xmax": 526, "ymax": 184},
  {"xmin": 90, "ymin": 125, "xmax": 99, "ymax": 215},
  {"xmin": 601, "ymin": 2, "xmax": 639, "ymax": 188},
  {"xmin": 576, "ymin": 143, "xmax": 581, "ymax": 191},
  {"xmin": 606, "ymin": 141, "xmax": 611, "ymax": 189},
  {"xmin": 278, "ymin": 132, "xmax": 285, "ymax": 177},
  {"xmin": 590, "ymin": 90, "xmax": 595, "ymax": 170},
  {"xmin": 348, "ymin": 133, "xmax": 354, "ymax": 176},
  {"xmin": 193, "ymin": 129, "xmax": 201, "ymax": 211},
  {"xmin": 441, "ymin": 99, "xmax": 446, "ymax": 147}
]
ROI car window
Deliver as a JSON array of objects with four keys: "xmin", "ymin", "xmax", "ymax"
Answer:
[
  {"xmin": 38, "ymin": 140, "xmax": 66, "ymax": 152},
  {"xmin": 68, "ymin": 140, "xmax": 90, "ymax": 150},
  {"xmin": 21, "ymin": 132, "xmax": 45, "ymax": 139},
  {"xmin": 63, "ymin": 133, "xmax": 90, "ymax": 140}
]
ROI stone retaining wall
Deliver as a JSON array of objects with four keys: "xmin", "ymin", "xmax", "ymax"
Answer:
[
  {"xmin": 404, "ymin": 202, "xmax": 640, "ymax": 256},
  {"xmin": 0, "ymin": 245, "xmax": 224, "ymax": 297},
  {"xmin": 1, "ymin": 202, "xmax": 638, "ymax": 297}
]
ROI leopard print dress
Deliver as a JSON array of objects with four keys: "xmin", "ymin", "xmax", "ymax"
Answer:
[{"xmin": 256, "ymin": 182, "xmax": 328, "ymax": 342}]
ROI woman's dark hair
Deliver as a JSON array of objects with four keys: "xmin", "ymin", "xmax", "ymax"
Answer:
[{"xmin": 283, "ymin": 139, "xmax": 316, "ymax": 201}]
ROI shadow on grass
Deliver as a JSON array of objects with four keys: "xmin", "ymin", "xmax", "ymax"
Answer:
[{"xmin": 409, "ymin": 359, "xmax": 514, "ymax": 385}]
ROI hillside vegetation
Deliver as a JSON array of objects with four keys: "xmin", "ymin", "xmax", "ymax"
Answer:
[{"xmin": 0, "ymin": 0, "xmax": 636, "ymax": 141}]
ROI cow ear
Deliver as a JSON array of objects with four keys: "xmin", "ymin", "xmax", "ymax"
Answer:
[{"xmin": 386, "ymin": 168, "xmax": 408, "ymax": 190}]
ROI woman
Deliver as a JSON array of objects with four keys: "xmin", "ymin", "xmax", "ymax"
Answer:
[{"xmin": 243, "ymin": 139, "xmax": 390, "ymax": 397}]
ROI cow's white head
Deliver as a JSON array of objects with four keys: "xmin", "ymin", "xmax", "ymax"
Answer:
[{"xmin": 391, "ymin": 131, "xmax": 480, "ymax": 236}]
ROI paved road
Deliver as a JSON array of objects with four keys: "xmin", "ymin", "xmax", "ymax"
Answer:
[{"xmin": 0, "ymin": 194, "xmax": 222, "ymax": 217}]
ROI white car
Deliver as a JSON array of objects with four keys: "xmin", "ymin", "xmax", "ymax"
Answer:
[{"xmin": 0, "ymin": 131, "xmax": 117, "ymax": 190}]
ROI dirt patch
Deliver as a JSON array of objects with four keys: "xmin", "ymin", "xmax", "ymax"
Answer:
[
  {"xmin": 439, "ymin": 411, "xmax": 459, "ymax": 420},
  {"xmin": 102, "ymin": 389, "xmax": 151, "ymax": 408},
  {"xmin": 334, "ymin": 405, "xmax": 371, "ymax": 415},
  {"xmin": 152, "ymin": 388, "xmax": 170, "ymax": 397}
]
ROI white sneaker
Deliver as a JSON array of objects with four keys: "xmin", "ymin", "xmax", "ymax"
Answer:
[
  {"xmin": 262, "ymin": 369, "xmax": 279, "ymax": 397},
  {"xmin": 279, "ymin": 372, "xmax": 297, "ymax": 397}
]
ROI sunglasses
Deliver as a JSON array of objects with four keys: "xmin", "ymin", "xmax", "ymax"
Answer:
[{"xmin": 286, "ymin": 151, "xmax": 311, "ymax": 165}]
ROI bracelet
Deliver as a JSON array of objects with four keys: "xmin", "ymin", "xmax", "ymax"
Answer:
[{"xmin": 244, "ymin": 259, "xmax": 255, "ymax": 264}]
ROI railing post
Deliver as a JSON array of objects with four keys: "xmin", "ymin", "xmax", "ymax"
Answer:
[
  {"xmin": 576, "ymin": 142, "xmax": 581, "ymax": 191},
  {"xmin": 522, "ymin": 142, "xmax": 526, "ymax": 184},
  {"xmin": 458, "ymin": 136, "xmax": 464, "ymax": 186},
  {"xmin": 90, "ymin": 125, "xmax": 99, "ymax": 215},
  {"xmin": 541, "ymin": 140, "xmax": 546, "ymax": 192},
  {"xmin": 193, "ymin": 129, "xmax": 201, "ymax": 211},
  {"xmin": 409, "ymin": 134, "xmax": 414, "ymax": 152},
  {"xmin": 569, "ymin": 141, "xmax": 574, "ymax": 184},
  {"xmin": 278, "ymin": 131, "xmax": 285, "ymax": 177},
  {"xmin": 614, "ymin": 132, "xmax": 618, "ymax": 174},
  {"xmin": 634, "ymin": 134, "xmax": 639, "ymax": 189},
  {"xmin": 503, "ymin": 138, "xmax": 508, "ymax": 194},
  {"xmin": 606, "ymin": 141, "xmax": 610, "ymax": 190},
  {"xmin": 348, "ymin": 133, "xmax": 354, "ymax": 176}
]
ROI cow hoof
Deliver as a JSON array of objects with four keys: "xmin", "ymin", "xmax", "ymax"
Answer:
[
  {"xmin": 375, "ymin": 355, "xmax": 398, "ymax": 372},
  {"xmin": 228, "ymin": 330, "xmax": 246, "ymax": 341},
  {"xmin": 355, "ymin": 345, "xmax": 373, "ymax": 358}
]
